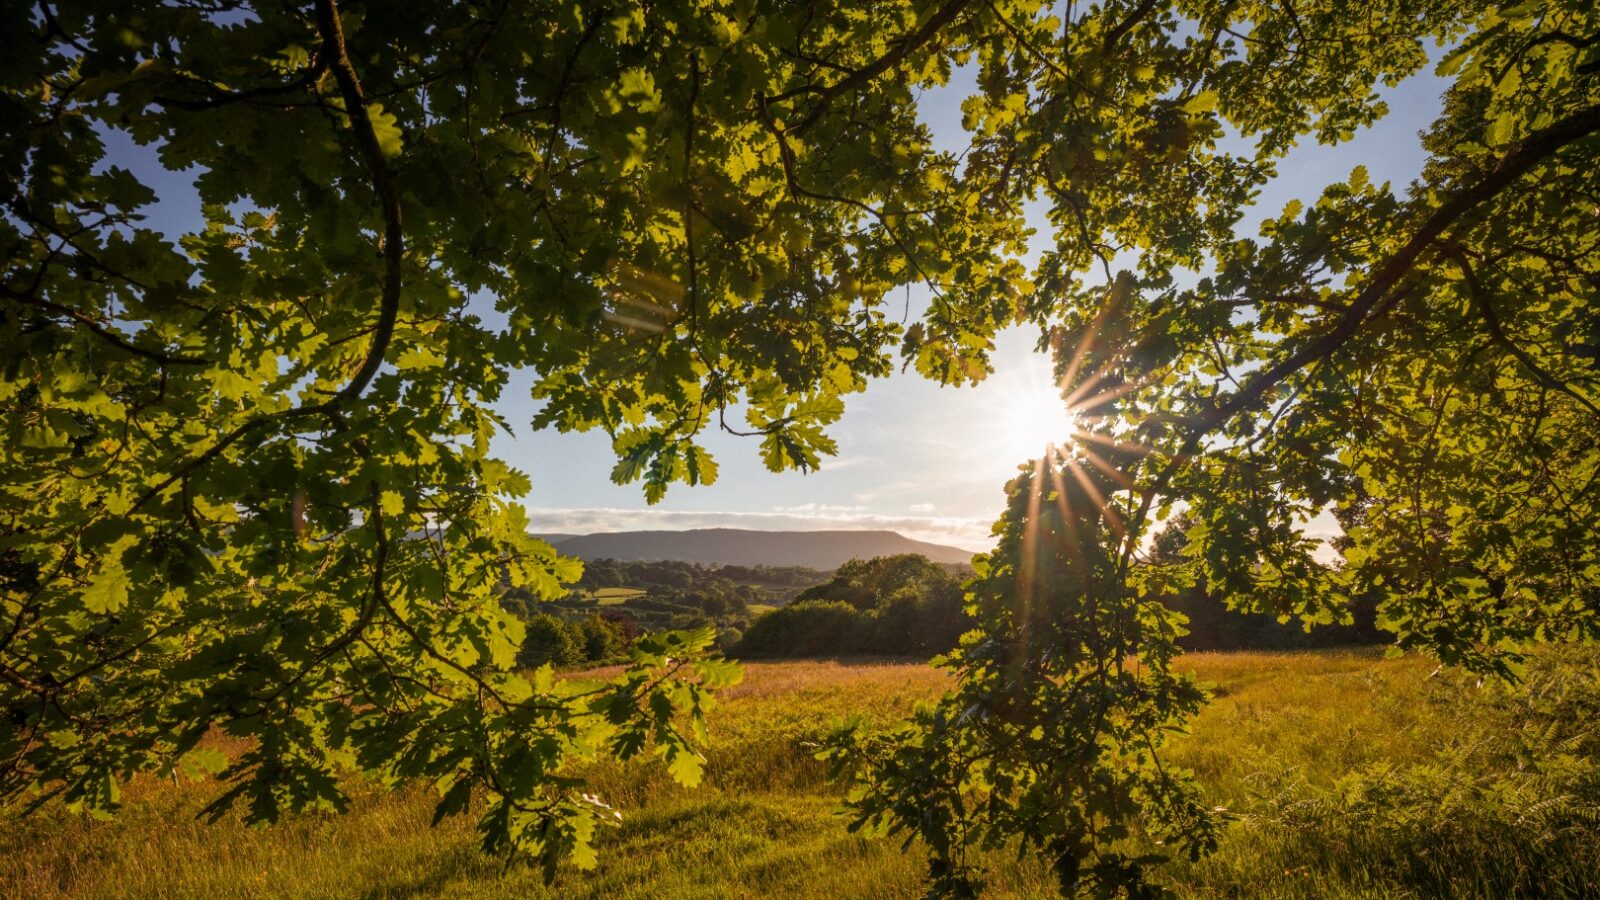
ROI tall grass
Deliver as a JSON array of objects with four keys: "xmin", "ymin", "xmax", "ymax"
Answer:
[
  {"xmin": 3, "ymin": 649, "xmax": 1597, "ymax": 898},
  {"xmin": 1162, "ymin": 646, "xmax": 1600, "ymax": 899}
]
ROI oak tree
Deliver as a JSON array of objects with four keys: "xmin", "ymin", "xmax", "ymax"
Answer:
[
  {"xmin": 3, "ymin": 0, "xmax": 1598, "ymax": 894},
  {"xmin": 824, "ymin": 0, "xmax": 1600, "ymax": 896}
]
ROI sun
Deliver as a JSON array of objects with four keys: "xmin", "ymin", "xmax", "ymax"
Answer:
[{"xmin": 995, "ymin": 376, "xmax": 1082, "ymax": 464}]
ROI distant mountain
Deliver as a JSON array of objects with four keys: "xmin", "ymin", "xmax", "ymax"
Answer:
[
  {"xmin": 546, "ymin": 528, "xmax": 974, "ymax": 570},
  {"xmin": 531, "ymin": 533, "xmax": 582, "ymax": 546}
]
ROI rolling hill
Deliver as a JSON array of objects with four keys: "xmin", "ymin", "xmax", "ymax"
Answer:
[
  {"xmin": 544, "ymin": 528, "xmax": 975, "ymax": 569},
  {"xmin": 531, "ymin": 533, "xmax": 582, "ymax": 546}
]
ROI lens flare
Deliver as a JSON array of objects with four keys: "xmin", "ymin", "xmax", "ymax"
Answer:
[{"xmin": 996, "ymin": 377, "xmax": 1082, "ymax": 463}]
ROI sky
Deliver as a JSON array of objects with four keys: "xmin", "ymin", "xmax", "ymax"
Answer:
[
  {"xmin": 103, "ymin": 46, "xmax": 1451, "ymax": 553},
  {"xmin": 497, "ymin": 66, "xmax": 1452, "ymax": 551}
]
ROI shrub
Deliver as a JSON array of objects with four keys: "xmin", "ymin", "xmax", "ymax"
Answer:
[
  {"xmin": 578, "ymin": 614, "xmax": 630, "ymax": 663},
  {"xmin": 737, "ymin": 600, "xmax": 862, "ymax": 658},
  {"xmin": 743, "ymin": 555, "xmax": 972, "ymax": 658},
  {"xmin": 517, "ymin": 613, "xmax": 585, "ymax": 669}
]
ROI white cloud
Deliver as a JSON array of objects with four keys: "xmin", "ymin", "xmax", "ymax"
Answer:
[
  {"xmin": 772, "ymin": 502, "xmax": 869, "ymax": 515},
  {"xmin": 850, "ymin": 479, "xmax": 923, "ymax": 503},
  {"xmin": 528, "ymin": 506, "xmax": 995, "ymax": 552},
  {"xmin": 817, "ymin": 455, "xmax": 875, "ymax": 471},
  {"xmin": 908, "ymin": 503, "xmax": 936, "ymax": 513}
]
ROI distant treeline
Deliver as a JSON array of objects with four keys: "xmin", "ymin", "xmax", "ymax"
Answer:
[
  {"xmin": 1169, "ymin": 591, "xmax": 1382, "ymax": 651},
  {"xmin": 574, "ymin": 558, "xmax": 828, "ymax": 599},
  {"xmin": 501, "ymin": 539, "xmax": 1383, "ymax": 669},
  {"xmin": 502, "ymin": 560, "xmax": 774, "ymax": 668},
  {"xmin": 736, "ymin": 555, "xmax": 969, "ymax": 658},
  {"xmin": 506, "ymin": 610, "xmax": 637, "ymax": 670},
  {"xmin": 735, "ymin": 545, "xmax": 1382, "ymax": 660},
  {"xmin": 1151, "ymin": 515, "xmax": 1384, "ymax": 652}
]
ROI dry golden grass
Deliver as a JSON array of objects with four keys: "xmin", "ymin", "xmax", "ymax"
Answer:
[{"xmin": 4, "ymin": 648, "xmax": 1596, "ymax": 899}]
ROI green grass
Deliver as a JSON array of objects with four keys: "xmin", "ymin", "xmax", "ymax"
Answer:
[
  {"xmin": 4, "ymin": 649, "xmax": 1597, "ymax": 898},
  {"xmin": 581, "ymin": 587, "xmax": 645, "ymax": 605},
  {"xmin": 748, "ymin": 603, "xmax": 778, "ymax": 616}
]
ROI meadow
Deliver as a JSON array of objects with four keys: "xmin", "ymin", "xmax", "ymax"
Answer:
[
  {"xmin": 3, "ymin": 647, "xmax": 1597, "ymax": 899},
  {"xmin": 577, "ymin": 587, "xmax": 646, "ymax": 606}
]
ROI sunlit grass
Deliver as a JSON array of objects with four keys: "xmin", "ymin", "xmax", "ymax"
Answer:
[
  {"xmin": 4, "ymin": 650, "xmax": 1596, "ymax": 898},
  {"xmin": 581, "ymin": 587, "xmax": 646, "ymax": 605}
]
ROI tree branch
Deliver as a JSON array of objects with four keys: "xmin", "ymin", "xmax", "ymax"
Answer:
[
  {"xmin": 313, "ymin": 0, "xmax": 404, "ymax": 406},
  {"xmin": 1102, "ymin": 0, "xmax": 1161, "ymax": 49},
  {"xmin": 1449, "ymin": 246, "xmax": 1600, "ymax": 422},
  {"xmin": 1117, "ymin": 100, "xmax": 1600, "ymax": 568},
  {"xmin": 775, "ymin": 0, "xmax": 975, "ymax": 134},
  {"xmin": 1, "ymin": 286, "xmax": 209, "ymax": 366},
  {"xmin": 122, "ymin": 0, "xmax": 407, "ymax": 519},
  {"xmin": 1186, "ymin": 101, "xmax": 1600, "ymax": 445}
]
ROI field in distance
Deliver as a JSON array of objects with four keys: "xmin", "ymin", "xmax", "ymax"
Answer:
[
  {"xmin": 3, "ymin": 648, "xmax": 1597, "ymax": 898},
  {"xmin": 576, "ymin": 587, "xmax": 645, "ymax": 605}
]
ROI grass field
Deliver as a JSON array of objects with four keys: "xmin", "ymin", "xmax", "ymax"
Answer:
[
  {"xmin": 581, "ymin": 587, "xmax": 646, "ymax": 605},
  {"xmin": 3, "ymin": 648, "xmax": 1597, "ymax": 898}
]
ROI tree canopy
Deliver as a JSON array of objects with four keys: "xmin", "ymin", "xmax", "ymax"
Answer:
[
  {"xmin": 3, "ymin": 0, "xmax": 1598, "ymax": 894},
  {"xmin": 738, "ymin": 553, "xmax": 970, "ymax": 656}
]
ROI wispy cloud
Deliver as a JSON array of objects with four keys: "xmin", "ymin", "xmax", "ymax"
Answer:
[
  {"xmin": 772, "ymin": 502, "xmax": 870, "ymax": 515},
  {"xmin": 528, "ymin": 506, "xmax": 995, "ymax": 552},
  {"xmin": 850, "ymin": 479, "xmax": 922, "ymax": 503},
  {"xmin": 818, "ymin": 455, "xmax": 875, "ymax": 471}
]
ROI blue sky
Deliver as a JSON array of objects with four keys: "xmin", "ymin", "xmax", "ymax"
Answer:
[
  {"xmin": 104, "ymin": 55, "xmax": 1449, "ymax": 551},
  {"xmin": 502, "ymin": 66, "xmax": 1451, "ymax": 550}
]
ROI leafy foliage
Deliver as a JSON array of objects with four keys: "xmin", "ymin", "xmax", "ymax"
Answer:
[
  {"xmin": 3, "ymin": 0, "xmax": 1599, "ymax": 893},
  {"xmin": 740, "ymin": 599, "xmax": 863, "ymax": 658},
  {"xmin": 1149, "ymin": 515, "xmax": 1385, "ymax": 652},
  {"xmin": 823, "ymin": 0, "xmax": 1600, "ymax": 896},
  {"xmin": 823, "ymin": 461, "xmax": 1218, "ymax": 898},
  {"xmin": 511, "ymin": 612, "xmax": 632, "ymax": 670},
  {"xmin": 574, "ymin": 559, "xmax": 827, "ymax": 596},
  {"xmin": 795, "ymin": 553, "xmax": 968, "ymax": 610},
  {"xmin": 739, "ymin": 554, "xmax": 971, "ymax": 657}
]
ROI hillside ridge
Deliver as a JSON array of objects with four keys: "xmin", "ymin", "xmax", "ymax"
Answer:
[{"xmin": 540, "ymin": 527, "xmax": 974, "ymax": 569}]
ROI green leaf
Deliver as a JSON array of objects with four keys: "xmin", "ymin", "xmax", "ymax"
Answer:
[
  {"xmin": 83, "ymin": 562, "xmax": 131, "ymax": 614},
  {"xmin": 180, "ymin": 747, "xmax": 230, "ymax": 779},
  {"xmin": 693, "ymin": 657, "xmax": 743, "ymax": 690},
  {"xmin": 1182, "ymin": 90, "xmax": 1218, "ymax": 115},
  {"xmin": 380, "ymin": 490, "xmax": 405, "ymax": 517},
  {"xmin": 431, "ymin": 776, "xmax": 475, "ymax": 827},
  {"xmin": 366, "ymin": 103, "xmax": 404, "ymax": 157},
  {"xmin": 212, "ymin": 370, "xmax": 253, "ymax": 401},
  {"xmin": 1485, "ymin": 111, "xmax": 1516, "ymax": 147},
  {"xmin": 661, "ymin": 740, "xmax": 705, "ymax": 788},
  {"xmin": 685, "ymin": 445, "xmax": 718, "ymax": 486}
]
